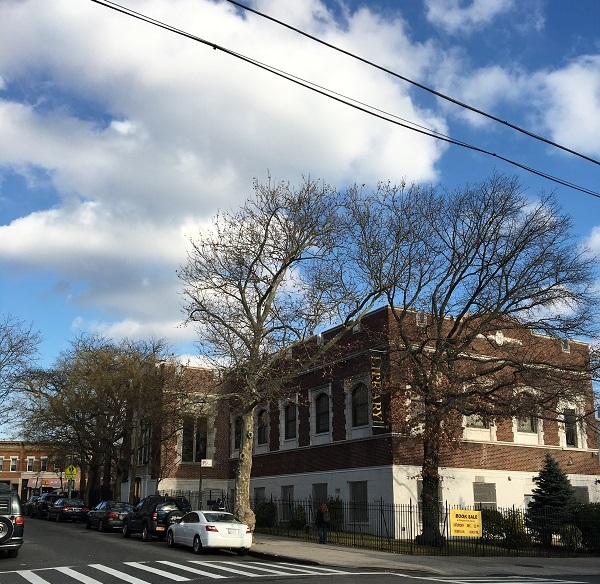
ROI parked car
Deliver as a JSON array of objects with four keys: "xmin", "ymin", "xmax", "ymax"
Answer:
[
  {"xmin": 23, "ymin": 496, "xmax": 40, "ymax": 517},
  {"xmin": 86, "ymin": 501, "xmax": 133, "ymax": 532},
  {"xmin": 0, "ymin": 483, "xmax": 24, "ymax": 558},
  {"xmin": 122, "ymin": 495, "xmax": 191, "ymax": 541},
  {"xmin": 48, "ymin": 498, "xmax": 89, "ymax": 522},
  {"xmin": 166, "ymin": 511, "xmax": 252, "ymax": 555},
  {"xmin": 34, "ymin": 493, "xmax": 63, "ymax": 519}
]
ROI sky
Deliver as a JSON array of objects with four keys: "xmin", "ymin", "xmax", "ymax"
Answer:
[{"xmin": 1, "ymin": 0, "xmax": 599, "ymax": 371}]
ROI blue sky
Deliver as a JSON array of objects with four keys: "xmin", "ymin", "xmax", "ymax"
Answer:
[{"xmin": 1, "ymin": 0, "xmax": 599, "ymax": 370}]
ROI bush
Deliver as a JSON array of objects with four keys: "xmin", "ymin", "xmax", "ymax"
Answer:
[
  {"xmin": 559, "ymin": 524, "xmax": 583, "ymax": 552},
  {"xmin": 575, "ymin": 503, "xmax": 600, "ymax": 553},
  {"xmin": 326, "ymin": 497, "xmax": 344, "ymax": 532},
  {"xmin": 254, "ymin": 501, "xmax": 277, "ymax": 528},
  {"xmin": 481, "ymin": 508, "xmax": 505, "ymax": 541},
  {"xmin": 288, "ymin": 505, "xmax": 307, "ymax": 530},
  {"xmin": 502, "ymin": 508, "xmax": 530, "ymax": 548}
]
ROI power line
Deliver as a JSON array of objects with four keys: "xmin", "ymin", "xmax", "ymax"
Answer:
[
  {"xmin": 226, "ymin": 0, "xmax": 600, "ymax": 168},
  {"xmin": 87, "ymin": 0, "xmax": 600, "ymax": 199}
]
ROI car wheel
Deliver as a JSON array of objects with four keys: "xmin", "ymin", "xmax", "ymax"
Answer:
[
  {"xmin": 236, "ymin": 548, "xmax": 248, "ymax": 556},
  {"xmin": 7, "ymin": 549, "xmax": 19, "ymax": 558},
  {"xmin": 122, "ymin": 522, "xmax": 131, "ymax": 538},
  {"xmin": 192, "ymin": 535, "xmax": 203, "ymax": 554},
  {"xmin": 0, "ymin": 517, "xmax": 14, "ymax": 544},
  {"xmin": 98, "ymin": 520, "xmax": 106, "ymax": 532},
  {"xmin": 142, "ymin": 523, "xmax": 152, "ymax": 542},
  {"xmin": 166, "ymin": 530, "xmax": 175, "ymax": 548}
]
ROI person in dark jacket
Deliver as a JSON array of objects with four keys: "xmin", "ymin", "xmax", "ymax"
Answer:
[{"xmin": 315, "ymin": 502, "xmax": 330, "ymax": 544}]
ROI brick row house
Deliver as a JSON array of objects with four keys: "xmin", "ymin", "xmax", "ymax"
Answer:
[
  {"xmin": 0, "ymin": 442, "xmax": 67, "ymax": 497},
  {"xmin": 126, "ymin": 306, "xmax": 600, "ymax": 513}
]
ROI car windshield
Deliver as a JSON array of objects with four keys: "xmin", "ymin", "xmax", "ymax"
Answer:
[
  {"xmin": 63, "ymin": 499, "xmax": 84, "ymax": 505},
  {"xmin": 112, "ymin": 502, "xmax": 132, "ymax": 511},
  {"xmin": 202, "ymin": 512, "xmax": 240, "ymax": 523}
]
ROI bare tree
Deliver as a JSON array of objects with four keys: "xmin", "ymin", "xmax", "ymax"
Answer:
[
  {"xmin": 179, "ymin": 177, "xmax": 384, "ymax": 528},
  {"xmin": 20, "ymin": 334, "xmax": 205, "ymax": 504},
  {"xmin": 345, "ymin": 173, "xmax": 599, "ymax": 544},
  {"xmin": 0, "ymin": 314, "xmax": 41, "ymax": 418}
]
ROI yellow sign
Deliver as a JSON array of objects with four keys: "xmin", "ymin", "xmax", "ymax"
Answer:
[
  {"xmin": 65, "ymin": 465, "xmax": 77, "ymax": 479},
  {"xmin": 450, "ymin": 509, "xmax": 482, "ymax": 537}
]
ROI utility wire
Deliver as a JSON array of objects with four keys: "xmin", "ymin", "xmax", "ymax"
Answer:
[
  {"xmin": 226, "ymin": 0, "xmax": 600, "ymax": 168},
  {"xmin": 88, "ymin": 0, "xmax": 600, "ymax": 199}
]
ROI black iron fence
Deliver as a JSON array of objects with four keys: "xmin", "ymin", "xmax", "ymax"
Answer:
[{"xmin": 250, "ymin": 497, "xmax": 600, "ymax": 557}]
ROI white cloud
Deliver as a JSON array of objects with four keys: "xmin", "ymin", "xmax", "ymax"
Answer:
[
  {"xmin": 424, "ymin": 0, "xmax": 515, "ymax": 34},
  {"xmin": 534, "ymin": 56, "xmax": 600, "ymax": 156}
]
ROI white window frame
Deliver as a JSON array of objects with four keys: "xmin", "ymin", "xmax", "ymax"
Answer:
[
  {"xmin": 230, "ymin": 414, "xmax": 243, "ymax": 457},
  {"xmin": 27, "ymin": 457, "xmax": 35, "ymax": 472},
  {"xmin": 40, "ymin": 457, "xmax": 48, "ymax": 472},
  {"xmin": 10, "ymin": 457, "xmax": 18, "ymax": 472},
  {"xmin": 0, "ymin": 457, "xmax": 3, "ymax": 471},
  {"xmin": 512, "ymin": 388, "xmax": 544, "ymax": 446},
  {"xmin": 560, "ymin": 405, "xmax": 586, "ymax": 449},
  {"xmin": 279, "ymin": 396, "xmax": 299, "ymax": 450},
  {"xmin": 344, "ymin": 374, "xmax": 372, "ymax": 440},
  {"xmin": 310, "ymin": 384, "xmax": 332, "ymax": 445},
  {"xmin": 463, "ymin": 415, "xmax": 496, "ymax": 442}
]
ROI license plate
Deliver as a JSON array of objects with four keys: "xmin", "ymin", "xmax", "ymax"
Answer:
[
  {"xmin": 118, "ymin": 514, "xmax": 124, "ymax": 519},
  {"xmin": 227, "ymin": 528, "xmax": 238, "ymax": 534},
  {"xmin": 156, "ymin": 526, "xmax": 165, "ymax": 531}
]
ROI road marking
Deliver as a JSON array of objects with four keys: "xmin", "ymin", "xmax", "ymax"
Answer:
[
  {"xmin": 123, "ymin": 562, "xmax": 190, "ymax": 581},
  {"xmin": 55, "ymin": 567, "xmax": 106, "ymax": 584},
  {"xmin": 156, "ymin": 561, "xmax": 228, "ymax": 579},
  {"xmin": 391, "ymin": 576, "xmax": 588, "ymax": 584},
  {"xmin": 13, "ymin": 571, "xmax": 49, "ymax": 584},
  {"xmin": 89, "ymin": 564, "xmax": 153, "ymax": 584},
  {"xmin": 188, "ymin": 561, "xmax": 267, "ymax": 577}
]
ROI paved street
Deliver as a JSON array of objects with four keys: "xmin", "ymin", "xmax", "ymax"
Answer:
[{"xmin": 1, "ymin": 517, "xmax": 599, "ymax": 584}]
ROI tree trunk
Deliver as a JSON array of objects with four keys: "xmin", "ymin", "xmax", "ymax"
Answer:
[
  {"xmin": 418, "ymin": 434, "xmax": 444, "ymax": 547},
  {"xmin": 234, "ymin": 407, "xmax": 256, "ymax": 531}
]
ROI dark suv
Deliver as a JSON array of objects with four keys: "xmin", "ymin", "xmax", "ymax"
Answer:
[
  {"xmin": 122, "ymin": 495, "xmax": 191, "ymax": 541},
  {"xmin": 0, "ymin": 484, "xmax": 24, "ymax": 558}
]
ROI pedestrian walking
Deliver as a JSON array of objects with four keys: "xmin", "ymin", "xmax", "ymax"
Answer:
[{"xmin": 315, "ymin": 502, "xmax": 330, "ymax": 544}]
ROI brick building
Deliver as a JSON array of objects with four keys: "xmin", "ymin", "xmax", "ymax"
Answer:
[
  {"xmin": 133, "ymin": 306, "xmax": 600, "ymax": 510},
  {"xmin": 0, "ymin": 442, "xmax": 67, "ymax": 497}
]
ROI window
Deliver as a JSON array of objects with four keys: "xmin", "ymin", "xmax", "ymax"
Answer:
[
  {"xmin": 315, "ymin": 393, "xmax": 330, "ymax": 434},
  {"xmin": 254, "ymin": 487, "xmax": 265, "ymax": 503},
  {"xmin": 40, "ymin": 458, "xmax": 48, "ymax": 472},
  {"xmin": 0, "ymin": 457, "xmax": 3, "ymax": 471},
  {"xmin": 349, "ymin": 481, "xmax": 368, "ymax": 523},
  {"xmin": 466, "ymin": 414, "xmax": 489, "ymax": 428},
  {"xmin": 351, "ymin": 383, "xmax": 370, "ymax": 427},
  {"xmin": 473, "ymin": 482, "xmax": 497, "ymax": 510},
  {"xmin": 563, "ymin": 409, "xmax": 578, "ymax": 447},
  {"xmin": 257, "ymin": 409, "xmax": 269, "ymax": 445},
  {"xmin": 233, "ymin": 416, "xmax": 242, "ymax": 450},
  {"xmin": 284, "ymin": 402, "xmax": 297, "ymax": 440},
  {"xmin": 561, "ymin": 338, "xmax": 570, "ymax": 353},
  {"xmin": 312, "ymin": 483, "xmax": 328, "ymax": 503},
  {"xmin": 27, "ymin": 457, "xmax": 34, "ymax": 472},
  {"xmin": 137, "ymin": 420, "xmax": 152, "ymax": 465},
  {"xmin": 181, "ymin": 416, "xmax": 208, "ymax": 462},
  {"xmin": 573, "ymin": 486, "xmax": 589, "ymax": 504},
  {"xmin": 517, "ymin": 415, "xmax": 538, "ymax": 433},
  {"xmin": 10, "ymin": 457, "xmax": 17, "ymax": 472}
]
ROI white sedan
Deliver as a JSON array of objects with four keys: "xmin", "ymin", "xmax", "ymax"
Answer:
[{"xmin": 166, "ymin": 511, "xmax": 252, "ymax": 555}]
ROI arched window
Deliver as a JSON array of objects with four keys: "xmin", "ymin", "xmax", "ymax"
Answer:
[
  {"xmin": 233, "ymin": 416, "xmax": 242, "ymax": 450},
  {"xmin": 352, "ymin": 383, "xmax": 370, "ymax": 427},
  {"xmin": 315, "ymin": 393, "xmax": 329, "ymax": 434},
  {"xmin": 257, "ymin": 409, "xmax": 269, "ymax": 445},
  {"xmin": 284, "ymin": 402, "xmax": 297, "ymax": 440}
]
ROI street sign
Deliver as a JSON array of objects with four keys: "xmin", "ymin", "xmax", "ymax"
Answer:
[
  {"xmin": 65, "ymin": 464, "xmax": 77, "ymax": 479},
  {"xmin": 200, "ymin": 459, "xmax": 213, "ymax": 467}
]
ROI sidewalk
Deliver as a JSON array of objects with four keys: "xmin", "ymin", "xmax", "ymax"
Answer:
[{"xmin": 249, "ymin": 534, "xmax": 600, "ymax": 576}]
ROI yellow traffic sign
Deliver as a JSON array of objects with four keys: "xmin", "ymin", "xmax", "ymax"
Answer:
[{"xmin": 65, "ymin": 465, "xmax": 77, "ymax": 479}]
